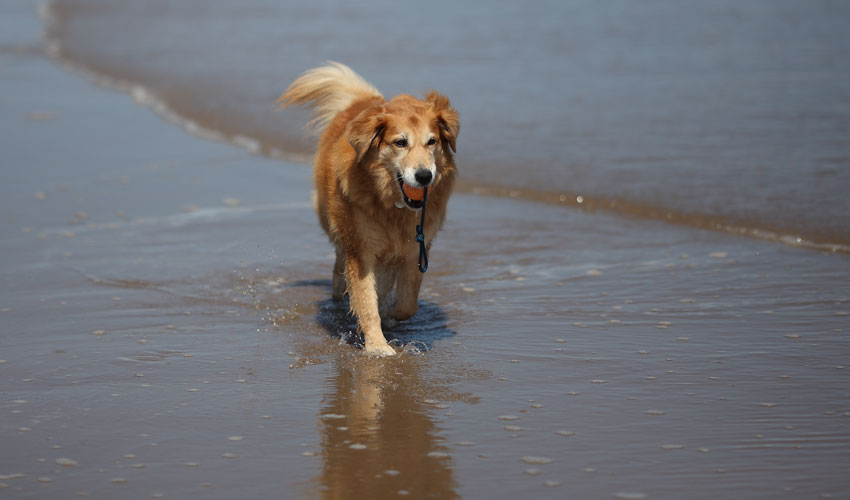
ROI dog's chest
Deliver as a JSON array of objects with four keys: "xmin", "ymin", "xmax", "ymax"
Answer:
[{"xmin": 352, "ymin": 209, "xmax": 419, "ymax": 258}]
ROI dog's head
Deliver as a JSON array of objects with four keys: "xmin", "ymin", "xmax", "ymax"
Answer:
[{"xmin": 348, "ymin": 91, "xmax": 459, "ymax": 210}]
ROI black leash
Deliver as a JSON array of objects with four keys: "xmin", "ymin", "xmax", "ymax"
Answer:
[{"xmin": 416, "ymin": 187, "xmax": 429, "ymax": 273}]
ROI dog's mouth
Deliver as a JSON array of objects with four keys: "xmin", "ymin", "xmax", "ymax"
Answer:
[{"xmin": 396, "ymin": 174, "xmax": 425, "ymax": 210}]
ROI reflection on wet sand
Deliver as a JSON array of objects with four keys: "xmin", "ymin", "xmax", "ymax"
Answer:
[
  {"xmin": 266, "ymin": 277, "xmax": 481, "ymax": 499},
  {"xmin": 316, "ymin": 354, "xmax": 458, "ymax": 499}
]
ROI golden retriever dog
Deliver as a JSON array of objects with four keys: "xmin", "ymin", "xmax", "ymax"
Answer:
[{"xmin": 278, "ymin": 62, "xmax": 459, "ymax": 355}]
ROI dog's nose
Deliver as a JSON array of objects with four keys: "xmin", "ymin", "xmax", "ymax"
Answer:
[{"xmin": 414, "ymin": 169, "xmax": 433, "ymax": 186}]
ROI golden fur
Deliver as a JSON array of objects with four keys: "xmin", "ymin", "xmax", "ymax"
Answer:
[{"xmin": 278, "ymin": 62, "xmax": 459, "ymax": 355}]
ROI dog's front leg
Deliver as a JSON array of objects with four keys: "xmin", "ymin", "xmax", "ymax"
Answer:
[
  {"xmin": 345, "ymin": 253, "xmax": 396, "ymax": 356},
  {"xmin": 391, "ymin": 260, "xmax": 424, "ymax": 322}
]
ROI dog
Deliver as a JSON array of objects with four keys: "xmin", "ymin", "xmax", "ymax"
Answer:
[{"xmin": 278, "ymin": 62, "xmax": 459, "ymax": 355}]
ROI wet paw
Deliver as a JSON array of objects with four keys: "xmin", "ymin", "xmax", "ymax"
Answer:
[{"xmin": 364, "ymin": 342, "xmax": 397, "ymax": 357}]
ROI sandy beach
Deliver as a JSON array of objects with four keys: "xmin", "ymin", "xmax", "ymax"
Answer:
[{"xmin": 2, "ymin": 2, "xmax": 850, "ymax": 499}]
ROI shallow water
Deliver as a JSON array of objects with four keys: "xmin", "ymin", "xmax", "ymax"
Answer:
[
  {"xmin": 45, "ymin": 0, "xmax": 850, "ymax": 249},
  {"xmin": 2, "ymin": 2, "xmax": 850, "ymax": 499}
]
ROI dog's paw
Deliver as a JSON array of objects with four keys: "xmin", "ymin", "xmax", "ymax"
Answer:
[{"xmin": 364, "ymin": 342, "xmax": 397, "ymax": 357}]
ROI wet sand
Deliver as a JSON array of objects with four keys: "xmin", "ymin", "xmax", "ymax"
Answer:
[{"xmin": 2, "ymin": 4, "xmax": 850, "ymax": 500}]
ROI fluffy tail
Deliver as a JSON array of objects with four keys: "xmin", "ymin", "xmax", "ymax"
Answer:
[{"xmin": 276, "ymin": 62, "xmax": 383, "ymax": 134}]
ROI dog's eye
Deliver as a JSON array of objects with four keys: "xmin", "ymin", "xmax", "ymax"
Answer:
[
  {"xmin": 427, "ymin": 137, "xmax": 437, "ymax": 146},
  {"xmin": 393, "ymin": 138, "xmax": 408, "ymax": 148}
]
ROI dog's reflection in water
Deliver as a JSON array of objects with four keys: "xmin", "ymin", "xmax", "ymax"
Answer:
[{"xmin": 315, "ymin": 354, "xmax": 459, "ymax": 499}]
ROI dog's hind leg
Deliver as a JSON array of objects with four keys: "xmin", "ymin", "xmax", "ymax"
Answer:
[
  {"xmin": 332, "ymin": 246, "xmax": 346, "ymax": 301},
  {"xmin": 345, "ymin": 253, "xmax": 396, "ymax": 356},
  {"xmin": 376, "ymin": 265, "xmax": 396, "ymax": 319}
]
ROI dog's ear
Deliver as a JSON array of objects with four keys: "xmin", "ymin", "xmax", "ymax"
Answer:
[
  {"xmin": 425, "ymin": 90, "xmax": 459, "ymax": 153},
  {"xmin": 348, "ymin": 107, "xmax": 387, "ymax": 164}
]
